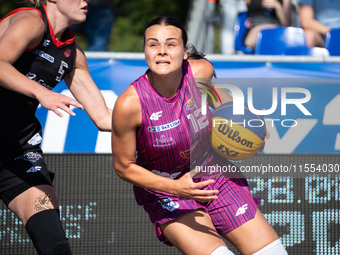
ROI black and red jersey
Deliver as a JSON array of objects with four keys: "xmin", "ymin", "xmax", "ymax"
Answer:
[{"xmin": 0, "ymin": 5, "xmax": 76, "ymax": 152}]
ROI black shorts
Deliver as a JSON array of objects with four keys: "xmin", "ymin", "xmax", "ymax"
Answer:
[{"xmin": 0, "ymin": 147, "xmax": 54, "ymax": 206}]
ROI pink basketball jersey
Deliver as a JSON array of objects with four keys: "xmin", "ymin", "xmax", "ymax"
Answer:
[{"xmin": 132, "ymin": 60, "xmax": 212, "ymax": 179}]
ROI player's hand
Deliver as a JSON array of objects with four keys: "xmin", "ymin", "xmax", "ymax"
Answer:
[
  {"xmin": 37, "ymin": 90, "xmax": 84, "ymax": 117},
  {"xmin": 173, "ymin": 172, "xmax": 219, "ymax": 202}
]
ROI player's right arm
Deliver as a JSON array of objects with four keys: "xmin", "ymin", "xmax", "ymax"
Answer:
[
  {"xmin": 0, "ymin": 9, "xmax": 83, "ymax": 117},
  {"xmin": 111, "ymin": 85, "xmax": 218, "ymax": 202}
]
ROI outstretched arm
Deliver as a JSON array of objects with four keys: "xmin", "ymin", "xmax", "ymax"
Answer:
[
  {"xmin": 111, "ymin": 85, "xmax": 218, "ymax": 202},
  {"xmin": 64, "ymin": 44, "xmax": 112, "ymax": 131}
]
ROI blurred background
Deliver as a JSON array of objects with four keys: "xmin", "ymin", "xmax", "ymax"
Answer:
[
  {"xmin": 1, "ymin": 1, "xmax": 339, "ymax": 254},
  {"xmin": 0, "ymin": 0, "xmax": 192, "ymax": 52},
  {"xmin": 1, "ymin": 0, "xmax": 338, "ymax": 56}
]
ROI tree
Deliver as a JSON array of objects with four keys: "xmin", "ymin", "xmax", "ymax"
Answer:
[{"xmin": 0, "ymin": 0, "xmax": 22, "ymax": 18}]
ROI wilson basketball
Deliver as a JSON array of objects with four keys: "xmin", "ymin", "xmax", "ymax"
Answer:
[{"xmin": 210, "ymin": 101, "xmax": 266, "ymax": 160}]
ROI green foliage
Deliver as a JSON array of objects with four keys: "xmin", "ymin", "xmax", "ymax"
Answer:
[
  {"xmin": 110, "ymin": 0, "xmax": 191, "ymax": 52},
  {"xmin": 0, "ymin": 1, "xmax": 23, "ymax": 18},
  {"xmin": 109, "ymin": 17, "xmax": 144, "ymax": 52},
  {"xmin": 115, "ymin": 0, "xmax": 190, "ymax": 35}
]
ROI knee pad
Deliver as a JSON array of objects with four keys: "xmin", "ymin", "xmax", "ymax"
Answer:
[
  {"xmin": 210, "ymin": 246, "xmax": 235, "ymax": 255},
  {"xmin": 25, "ymin": 209, "xmax": 72, "ymax": 255},
  {"xmin": 252, "ymin": 239, "xmax": 288, "ymax": 255}
]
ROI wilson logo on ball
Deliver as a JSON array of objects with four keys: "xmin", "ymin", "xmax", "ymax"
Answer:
[
  {"xmin": 210, "ymin": 102, "xmax": 266, "ymax": 160},
  {"xmin": 217, "ymin": 124, "xmax": 254, "ymax": 148}
]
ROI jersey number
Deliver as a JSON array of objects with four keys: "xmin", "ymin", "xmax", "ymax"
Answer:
[
  {"xmin": 56, "ymin": 61, "xmax": 69, "ymax": 82},
  {"xmin": 187, "ymin": 108, "xmax": 209, "ymax": 133}
]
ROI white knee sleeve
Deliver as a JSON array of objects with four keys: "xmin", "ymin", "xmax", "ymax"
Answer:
[
  {"xmin": 210, "ymin": 246, "xmax": 235, "ymax": 255},
  {"xmin": 252, "ymin": 239, "xmax": 288, "ymax": 255}
]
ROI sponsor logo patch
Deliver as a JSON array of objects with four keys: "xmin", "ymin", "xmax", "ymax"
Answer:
[
  {"xmin": 28, "ymin": 133, "xmax": 42, "ymax": 146},
  {"xmin": 153, "ymin": 135, "xmax": 175, "ymax": 147},
  {"xmin": 148, "ymin": 119, "xmax": 180, "ymax": 132},
  {"xmin": 151, "ymin": 170, "xmax": 181, "ymax": 179},
  {"xmin": 32, "ymin": 49, "xmax": 54, "ymax": 63},
  {"xmin": 158, "ymin": 198, "xmax": 179, "ymax": 212},
  {"xmin": 185, "ymin": 97, "xmax": 197, "ymax": 110},
  {"xmin": 64, "ymin": 49, "xmax": 71, "ymax": 57},
  {"xmin": 15, "ymin": 152, "xmax": 43, "ymax": 162}
]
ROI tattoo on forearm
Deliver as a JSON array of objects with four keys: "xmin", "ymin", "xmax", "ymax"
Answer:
[{"xmin": 33, "ymin": 193, "xmax": 54, "ymax": 212}]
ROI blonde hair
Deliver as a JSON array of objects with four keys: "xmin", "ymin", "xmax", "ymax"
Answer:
[{"xmin": 25, "ymin": 0, "xmax": 47, "ymax": 7}]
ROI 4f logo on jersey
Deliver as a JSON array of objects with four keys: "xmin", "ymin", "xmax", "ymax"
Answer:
[
  {"xmin": 43, "ymin": 39, "xmax": 50, "ymax": 47},
  {"xmin": 236, "ymin": 204, "xmax": 248, "ymax": 216},
  {"xmin": 150, "ymin": 111, "xmax": 162, "ymax": 120}
]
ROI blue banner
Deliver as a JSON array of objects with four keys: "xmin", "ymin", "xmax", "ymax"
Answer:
[{"xmin": 36, "ymin": 58, "xmax": 340, "ymax": 153}]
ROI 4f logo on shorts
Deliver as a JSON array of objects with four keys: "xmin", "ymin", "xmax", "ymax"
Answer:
[
  {"xmin": 158, "ymin": 198, "xmax": 179, "ymax": 212},
  {"xmin": 236, "ymin": 204, "xmax": 248, "ymax": 216},
  {"xmin": 26, "ymin": 166, "xmax": 42, "ymax": 173}
]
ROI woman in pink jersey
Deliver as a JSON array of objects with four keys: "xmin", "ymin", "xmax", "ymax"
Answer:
[{"xmin": 112, "ymin": 16, "xmax": 287, "ymax": 255}]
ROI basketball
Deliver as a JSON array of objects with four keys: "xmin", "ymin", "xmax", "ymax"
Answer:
[{"xmin": 210, "ymin": 101, "xmax": 266, "ymax": 160}]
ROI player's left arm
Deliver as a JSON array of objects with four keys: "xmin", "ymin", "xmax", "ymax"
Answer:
[
  {"xmin": 188, "ymin": 58, "xmax": 232, "ymax": 109},
  {"xmin": 64, "ymin": 43, "xmax": 112, "ymax": 132}
]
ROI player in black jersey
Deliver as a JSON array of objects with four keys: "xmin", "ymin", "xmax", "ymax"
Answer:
[{"xmin": 0, "ymin": 0, "xmax": 112, "ymax": 254}]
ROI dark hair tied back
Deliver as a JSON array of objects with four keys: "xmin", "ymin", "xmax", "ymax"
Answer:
[{"xmin": 144, "ymin": 16, "xmax": 188, "ymax": 46}]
